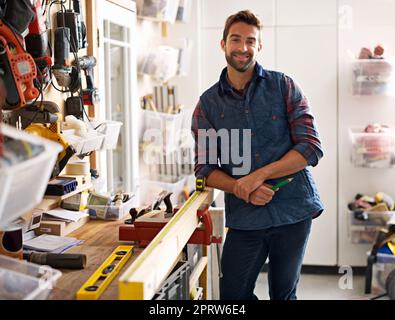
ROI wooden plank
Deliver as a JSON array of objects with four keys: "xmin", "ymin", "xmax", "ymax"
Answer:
[
  {"xmin": 208, "ymin": 207, "xmax": 225, "ymax": 300},
  {"xmin": 119, "ymin": 189, "xmax": 214, "ymax": 300},
  {"xmin": 199, "ymin": 245, "xmax": 208, "ymax": 300},
  {"xmin": 189, "ymin": 256, "xmax": 208, "ymax": 289}
]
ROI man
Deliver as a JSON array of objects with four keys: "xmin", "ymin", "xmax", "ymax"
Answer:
[{"xmin": 191, "ymin": 10, "xmax": 324, "ymax": 300}]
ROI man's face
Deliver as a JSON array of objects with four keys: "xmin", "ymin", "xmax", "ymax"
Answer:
[{"xmin": 221, "ymin": 22, "xmax": 262, "ymax": 73}]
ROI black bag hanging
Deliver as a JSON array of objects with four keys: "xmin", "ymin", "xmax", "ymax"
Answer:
[{"xmin": 2, "ymin": 0, "xmax": 34, "ymax": 35}]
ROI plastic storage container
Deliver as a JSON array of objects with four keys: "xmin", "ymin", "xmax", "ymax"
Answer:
[
  {"xmin": 140, "ymin": 177, "xmax": 186, "ymax": 206},
  {"xmin": 137, "ymin": 0, "xmax": 180, "ymax": 23},
  {"xmin": 63, "ymin": 130, "xmax": 105, "ymax": 156},
  {"xmin": 352, "ymin": 59, "xmax": 394, "ymax": 96},
  {"xmin": 0, "ymin": 125, "xmax": 62, "ymax": 229},
  {"xmin": 348, "ymin": 210, "xmax": 395, "ymax": 244},
  {"xmin": 153, "ymin": 260, "xmax": 190, "ymax": 300},
  {"xmin": 141, "ymin": 109, "xmax": 185, "ymax": 151},
  {"xmin": 95, "ymin": 120, "xmax": 122, "ymax": 150},
  {"xmin": 349, "ymin": 127, "xmax": 395, "ymax": 168},
  {"xmin": 0, "ymin": 254, "xmax": 62, "ymax": 300},
  {"xmin": 371, "ymin": 253, "xmax": 395, "ymax": 296},
  {"xmin": 87, "ymin": 195, "xmax": 136, "ymax": 220}
]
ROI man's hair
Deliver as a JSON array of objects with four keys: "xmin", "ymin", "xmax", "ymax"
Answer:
[{"xmin": 223, "ymin": 10, "xmax": 263, "ymax": 43}]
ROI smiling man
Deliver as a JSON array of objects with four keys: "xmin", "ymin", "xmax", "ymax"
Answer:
[{"xmin": 191, "ymin": 10, "xmax": 324, "ymax": 300}]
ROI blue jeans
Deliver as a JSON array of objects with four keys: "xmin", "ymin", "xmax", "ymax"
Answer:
[{"xmin": 220, "ymin": 217, "xmax": 312, "ymax": 300}]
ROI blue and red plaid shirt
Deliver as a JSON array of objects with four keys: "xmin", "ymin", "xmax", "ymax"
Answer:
[{"xmin": 191, "ymin": 62, "xmax": 324, "ymax": 230}]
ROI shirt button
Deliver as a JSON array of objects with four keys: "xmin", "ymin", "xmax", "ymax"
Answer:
[
  {"xmin": 245, "ymin": 109, "xmax": 249, "ymax": 114},
  {"xmin": 272, "ymin": 115, "xmax": 277, "ymax": 120},
  {"xmin": 255, "ymin": 153, "xmax": 260, "ymax": 158}
]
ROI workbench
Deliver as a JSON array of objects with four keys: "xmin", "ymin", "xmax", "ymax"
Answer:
[
  {"xmin": 48, "ymin": 215, "xmax": 219, "ymax": 300},
  {"xmin": 48, "ymin": 218, "xmax": 138, "ymax": 300}
]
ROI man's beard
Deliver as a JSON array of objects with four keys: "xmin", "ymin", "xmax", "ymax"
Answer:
[{"xmin": 225, "ymin": 51, "xmax": 254, "ymax": 72}]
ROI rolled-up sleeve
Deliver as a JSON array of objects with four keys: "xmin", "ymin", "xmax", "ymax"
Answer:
[
  {"xmin": 191, "ymin": 101, "xmax": 220, "ymax": 178},
  {"xmin": 283, "ymin": 75, "xmax": 323, "ymax": 167}
]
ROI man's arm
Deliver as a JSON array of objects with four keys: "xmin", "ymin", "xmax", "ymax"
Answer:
[
  {"xmin": 256, "ymin": 150, "xmax": 307, "ymax": 180},
  {"xmin": 191, "ymin": 101, "xmax": 221, "ymax": 181},
  {"xmin": 234, "ymin": 75, "xmax": 323, "ymax": 202},
  {"xmin": 206, "ymin": 169, "xmax": 236, "ymax": 193}
]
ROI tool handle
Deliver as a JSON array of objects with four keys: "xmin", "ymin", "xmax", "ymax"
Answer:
[{"xmin": 28, "ymin": 252, "xmax": 87, "ymax": 269}]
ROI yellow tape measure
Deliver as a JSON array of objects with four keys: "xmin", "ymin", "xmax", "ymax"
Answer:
[{"xmin": 76, "ymin": 245, "xmax": 134, "ymax": 300}]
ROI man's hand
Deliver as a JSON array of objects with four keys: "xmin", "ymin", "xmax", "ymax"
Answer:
[
  {"xmin": 249, "ymin": 184, "xmax": 275, "ymax": 206},
  {"xmin": 233, "ymin": 171, "xmax": 265, "ymax": 203}
]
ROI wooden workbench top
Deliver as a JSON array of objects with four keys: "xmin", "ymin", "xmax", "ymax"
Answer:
[{"xmin": 48, "ymin": 218, "xmax": 142, "ymax": 300}]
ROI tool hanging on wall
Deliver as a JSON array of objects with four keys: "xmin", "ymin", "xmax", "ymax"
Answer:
[
  {"xmin": 78, "ymin": 55, "xmax": 99, "ymax": 106},
  {"xmin": 25, "ymin": 0, "xmax": 52, "ymax": 86},
  {"xmin": 76, "ymin": 245, "xmax": 134, "ymax": 300},
  {"xmin": 23, "ymin": 101, "xmax": 76, "ymax": 178},
  {"xmin": 0, "ymin": 19, "xmax": 39, "ymax": 110},
  {"xmin": 52, "ymin": 26, "xmax": 80, "ymax": 92},
  {"xmin": 56, "ymin": 0, "xmax": 87, "ymax": 52}
]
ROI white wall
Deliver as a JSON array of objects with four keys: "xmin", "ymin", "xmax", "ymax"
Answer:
[{"xmin": 338, "ymin": 0, "xmax": 395, "ymax": 266}]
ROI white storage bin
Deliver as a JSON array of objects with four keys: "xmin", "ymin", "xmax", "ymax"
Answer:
[
  {"xmin": 349, "ymin": 128, "xmax": 395, "ymax": 168},
  {"xmin": 352, "ymin": 59, "xmax": 395, "ymax": 96},
  {"xmin": 88, "ymin": 195, "xmax": 136, "ymax": 220},
  {"xmin": 0, "ymin": 125, "xmax": 62, "ymax": 229},
  {"xmin": 64, "ymin": 130, "xmax": 105, "ymax": 156},
  {"xmin": 349, "ymin": 210, "xmax": 395, "ymax": 244},
  {"xmin": 0, "ymin": 254, "xmax": 62, "ymax": 300},
  {"xmin": 141, "ymin": 109, "xmax": 185, "ymax": 151},
  {"xmin": 140, "ymin": 177, "xmax": 186, "ymax": 206},
  {"xmin": 350, "ymin": 227, "xmax": 379, "ymax": 244},
  {"xmin": 137, "ymin": 0, "xmax": 180, "ymax": 23},
  {"xmin": 95, "ymin": 120, "xmax": 122, "ymax": 150},
  {"xmin": 350, "ymin": 210, "xmax": 395, "ymax": 227},
  {"xmin": 371, "ymin": 253, "xmax": 395, "ymax": 296}
]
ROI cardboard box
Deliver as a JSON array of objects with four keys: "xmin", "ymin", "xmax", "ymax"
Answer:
[{"xmin": 35, "ymin": 215, "xmax": 90, "ymax": 237}]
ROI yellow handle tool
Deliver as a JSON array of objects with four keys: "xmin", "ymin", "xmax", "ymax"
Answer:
[{"xmin": 76, "ymin": 245, "xmax": 134, "ymax": 300}]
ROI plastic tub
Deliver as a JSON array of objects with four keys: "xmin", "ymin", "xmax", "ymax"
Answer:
[
  {"xmin": 352, "ymin": 59, "xmax": 394, "ymax": 96},
  {"xmin": 88, "ymin": 195, "xmax": 136, "ymax": 220},
  {"xmin": 370, "ymin": 253, "xmax": 395, "ymax": 295},
  {"xmin": 349, "ymin": 127, "xmax": 395, "ymax": 168},
  {"xmin": 95, "ymin": 120, "xmax": 122, "ymax": 150},
  {"xmin": 141, "ymin": 109, "xmax": 185, "ymax": 151},
  {"xmin": 0, "ymin": 254, "xmax": 62, "ymax": 300},
  {"xmin": 64, "ymin": 130, "xmax": 105, "ymax": 155},
  {"xmin": 350, "ymin": 210, "xmax": 395, "ymax": 227},
  {"xmin": 0, "ymin": 125, "xmax": 62, "ymax": 229},
  {"xmin": 137, "ymin": 0, "xmax": 180, "ymax": 23}
]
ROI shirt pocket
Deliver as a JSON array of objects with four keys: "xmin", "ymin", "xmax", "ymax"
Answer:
[{"xmin": 254, "ymin": 101, "xmax": 288, "ymax": 143}]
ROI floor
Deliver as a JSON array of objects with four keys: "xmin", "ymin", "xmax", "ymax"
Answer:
[{"xmin": 254, "ymin": 272, "xmax": 384, "ymax": 300}]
